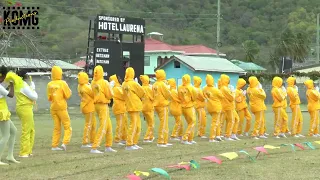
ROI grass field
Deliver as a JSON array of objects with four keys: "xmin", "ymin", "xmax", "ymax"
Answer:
[{"xmin": 1, "ymin": 106, "xmax": 320, "ymax": 180}]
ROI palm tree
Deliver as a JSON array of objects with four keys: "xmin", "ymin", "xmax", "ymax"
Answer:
[{"xmin": 242, "ymin": 40, "xmax": 260, "ymax": 62}]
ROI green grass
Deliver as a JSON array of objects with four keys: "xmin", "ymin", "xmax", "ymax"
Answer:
[{"xmin": 1, "ymin": 106, "xmax": 320, "ymax": 180}]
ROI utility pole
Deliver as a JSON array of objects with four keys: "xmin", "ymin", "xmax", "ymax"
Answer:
[
  {"xmin": 216, "ymin": 0, "xmax": 221, "ymax": 57},
  {"xmin": 317, "ymin": 13, "xmax": 319, "ymax": 62}
]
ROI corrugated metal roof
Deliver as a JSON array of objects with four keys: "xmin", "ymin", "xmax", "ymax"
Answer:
[
  {"xmin": 0, "ymin": 57, "xmax": 83, "ymax": 70},
  {"xmin": 156, "ymin": 55, "xmax": 246, "ymax": 74},
  {"xmin": 231, "ymin": 60, "xmax": 266, "ymax": 71}
]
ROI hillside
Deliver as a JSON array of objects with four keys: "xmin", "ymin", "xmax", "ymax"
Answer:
[{"xmin": 2, "ymin": 0, "xmax": 320, "ymax": 71}]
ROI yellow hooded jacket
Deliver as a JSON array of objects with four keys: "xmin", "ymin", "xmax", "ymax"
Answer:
[
  {"xmin": 304, "ymin": 80, "xmax": 320, "ymax": 111},
  {"xmin": 152, "ymin": 70, "xmax": 171, "ymax": 107},
  {"xmin": 286, "ymin": 77, "xmax": 301, "ymax": 108},
  {"xmin": 168, "ymin": 78, "xmax": 182, "ymax": 116},
  {"xmin": 193, "ymin": 76, "xmax": 206, "ymax": 109},
  {"xmin": 140, "ymin": 75, "xmax": 154, "ymax": 112},
  {"xmin": 271, "ymin": 77, "xmax": 286, "ymax": 108},
  {"xmin": 122, "ymin": 67, "xmax": 145, "ymax": 112},
  {"xmin": 109, "ymin": 75, "xmax": 126, "ymax": 115},
  {"xmin": 247, "ymin": 76, "xmax": 267, "ymax": 113},
  {"xmin": 178, "ymin": 74, "xmax": 197, "ymax": 108},
  {"xmin": 91, "ymin": 65, "xmax": 112, "ymax": 104},
  {"xmin": 47, "ymin": 66, "xmax": 72, "ymax": 110},
  {"xmin": 203, "ymin": 74, "xmax": 224, "ymax": 113},
  {"xmin": 235, "ymin": 78, "xmax": 248, "ymax": 111},
  {"xmin": 220, "ymin": 74, "xmax": 235, "ymax": 111},
  {"xmin": 78, "ymin": 72, "xmax": 94, "ymax": 114}
]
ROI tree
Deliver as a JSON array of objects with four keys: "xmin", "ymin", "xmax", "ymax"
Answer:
[{"xmin": 242, "ymin": 40, "xmax": 260, "ymax": 62}]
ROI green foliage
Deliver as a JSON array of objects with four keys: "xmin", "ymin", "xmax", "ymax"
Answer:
[
  {"xmin": 242, "ymin": 40, "xmax": 260, "ymax": 62},
  {"xmin": 240, "ymin": 71, "xmax": 320, "ymax": 82}
]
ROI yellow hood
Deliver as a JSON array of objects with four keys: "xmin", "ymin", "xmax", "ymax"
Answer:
[
  {"xmin": 220, "ymin": 74, "xmax": 230, "ymax": 86},
  {"xmin": 206, "ymin": 74, "xmax": 214, "ymax": 87},
  {"xmin": 182, "ymin": 74, "xmax": 191, "ymax": 86},
  {"xmin": 304, "ymin": 79, "xmax": 314, "ymax": 89},
  {"xmin": 272, "ymin": 76, "xmax": 283, "ymax": 88},
  {"xmin": 51, "ymin": 66, "xmax": 62, "ymax": 80},
  {"xmin": 125, "ymin": 67, "xmax": 135, "ymax": 82},
  {"xmin": 168, "ymin": 78, "xmax": 176, "ymax": 89},
  {"xmin": 140, "ymin": 75, "xmax": 150, "ymax": 86},
  {"xmin": 249, "ymin": 76, "xmax": 259, "ymax": 88},
  {"xmin": 236, "ymin": 78, "xmax": 246, "ymax": 89},
  {"xmin": 93, "ymin": 65, "xmax": 104, "ymax": 81},
  {"xmin": 193, "ymin": 76, "xmax": 202, "ymax": 88},
  {"xmin": 287, "ymin": 77, "xmax": 296, "ymax": 87},
  {"xmin": 109, "ymin": 74, "xmax": 120, "ymax": 86},
  {"xmin": 78, "ymin": 72, "xmax": 89, "ymax": 85},
  {"xmin": 155, "ymin": 69, "xmax": 166, "ymax": 81},
  {"xmin": 4, "ymin": 71, "xmax": 24, "ymax": 91}
]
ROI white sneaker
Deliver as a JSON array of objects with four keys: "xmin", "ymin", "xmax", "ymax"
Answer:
[
  {"xmin": 298, "ymin": 134, "xmax": 305, "ymax": 137},
  {"xmin": 90, "ymin": 149, "xmax": 103, "ymax": 154},
  {"xmin": 312, "ymin": 134, "xmax": 318, "ymax": 138},
  {"xmin": 133, "ymin": 145, "xmax": 143, "ymax": 149},
  {"xmin": 170, "ymin": 138, "xmax": 181, "ymax": 141},
  {"xmin": 201, "ymin": 136, "xmax": 208, "ymax": 139},
  {"xmin": 259, "ymin": 135, "xmax": 268, "ymax": 139},
  {"xmin": 157, "ymin": 144, "xmax": 168, "ymax": 147},
  {"xmin": 253, "ymin": 137, "xmax": 259, "ymax": 140},
  {"xmin": 245, "ymin": 132, "xmax": 249, "ymax": 137},
  {"xmin": 61, "ymin": 144, "xmax": 67, "ymax": 151},
  {"xmin": 238, "ymin": 134, "xmax": 244, "ymax": 137},
  {"xmin": 279, "ymin": 134, "xmax": 287, "ymax": 138},
  {"xmin": 287, "ymin": 132, "xmax": 292, "ymax": 135},
  {"xmin": 51, "ymin": 147, "xmax": 63, "ymax": 151},
  {"xmin": 275, "ymin": 136, "xmax": 280, "ymax": 139},
  {"xmin": 231, "ymin": 135, "xmax": 240, "ymax": 140},
  {"xmin": 125, "ymin": 146, "xmax": 138, "ymax": 150},
  {"xmin": 190, "ymin": 141, "xmax": 197, "ymax": 144},
  {"xmin": 166, "ymin": 143, "xmax": 173, "ymax": 146},
  {"xmin": 19, "ymin": 155, "xmax": 29, "ymax": 158},
  {"xmin": 117, "ymin": 142, "xmax": 126, "ymax": 146},
  {"xmin": 120, "ymin": 140, "xmax": 126, "ymax": 144},
  {"xmin": 105, "ymin": 147, "xmax": 117, "ymax": 152},
  {"xmin": 215, "ymin": 136, "xmax": 223, "ymax": 141},
  {"xmin": 143, "ymin": 140, "xmax": 152, "ymax": 143},
  {"xmin": 316, "ymin": 134, "xmax": 320, "ymax": 137},
  {"xmin": 81, "ymin": 144, "xmax": 92, "ymax": 148},
  {"xmin": 209, "ymin": 139, "xmax": 219, "ymax": 143},
  {"xmin": 181, "ymin": 141, "xmax": 192, "ymax": 145},
  {"xmin": 264, "ymin": 133, "xmax": 269, "ymax": 136},
  {"xmin": 225, "ymin": 138, "xmax": 235, "ymax": 141},
  {"xmin": 294, "ymin": 135, "xmax": 300, "ymax": 138},
  {"xmin": 0, "ymin": 161, "xmax": 9, "ymax": 166}
]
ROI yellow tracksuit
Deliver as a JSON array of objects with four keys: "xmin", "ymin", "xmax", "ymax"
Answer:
[
  {"xmin": 304, "ymin": 80, "xmax": 320, "ymax": 136},
  {"xmin": 140, "ymin": 75, "xmax": 155, "ymax": 141},
  {"xmin": 203, "ymin": 74, "xmax": 224, "ymax": 140},
  {"xmin": 193, "ymin": 76, "xmax": 207, "ymax": 137},
  {"xmin": 47, "ymin": 66, "xmax": 72, "ymax": 148},
  {"xmin": 168, "ymin": 79, "xmax": 183, "ymax": 138},
  {"xmin": 220, "ymin": 74, "xmax": 235, "ymax": 138},
  {"xmin": 178, "ymin": 74, "xmax": 197, "ymax": 142},
  {"xmin": 91, "ymin": 66, "xmax": 113, "ymax": 149},
  {"xmin": 16, "ymin": 79, "xmax": 36, "ymax": 156},
  {"xmin": 110, "ymin": 75, "xmax": 128, "ymax": 143},
  {"xmin": 247, "ymin": 76, "xmax": 267, "ymax": 137},
  {"xmin": 122, "ymin": 67, "xmax": 145, "ymax": 146},
  {"xmin": 287, "ymin": 77, "xmax": 303, "ymax": 135},
  {"xmin": 78, "ymin": 72, "xmax": 97, "ymax": 145},
  {"xmin": 235, "ymin": 78, "xmax": 252, "ymax": 135},
  {"xmin": 153, "ymin": 70, "xmax": 171, "ymax": 145},
  {"xmin": 271, "ymin": 77, "xmax": 287, "ymax": 136}
]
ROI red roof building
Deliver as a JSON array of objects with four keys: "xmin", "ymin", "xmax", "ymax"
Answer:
[{"xmin": 73, "ymin": 60, "xmax": 86, "ymax": 68}]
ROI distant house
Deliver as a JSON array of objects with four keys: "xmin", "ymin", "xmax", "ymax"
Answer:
[
  {"xmin": 231, "ymin": 60, "xmax": 266, "ymax": 73},
  {"xmin": 155, "ymin": 55, "xmax": 246, "ymax": 88},
  {"xmin": 292, "ymin": 63, "xmax": 320, "ymax": 84},
  {"xmin": 144, "ymin": 38, "xmax": 226, "ymax": 76}
]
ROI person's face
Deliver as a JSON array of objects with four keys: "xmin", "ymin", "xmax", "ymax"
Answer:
[
  {"xmin": 118, "ymin": 76, "xmax": 123, "ymax": 84},
  {"xmin": 0, "ymin": 76, "xmax": 5, "ymax": 83},
  {"xmin": 294, "ymin": 80, "xmax": 296, "ymax": 86}
]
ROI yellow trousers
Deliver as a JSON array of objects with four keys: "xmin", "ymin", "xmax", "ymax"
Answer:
[
  {"xmin": 290, "ymin": 105, "xmax": 303, "ymax": 135},
  {"xmin": 142, "ymin": 110, "xmax": 154, "ymax": 141},
  {"xmin": 220, "ymin": 113, "xmax": 226, "ymax": 136},
  {"xmin": 171, "ymin": 115, "xmax": 184, "ymax": 138},
  {"xmin": 224, "ymin": 110, "xmax": 235, "ymax": 138},
  {"xmin": 155, "ymin": 106, "xmax": 169, "ymax": 144},
  {"xmin": 51, "ymin": 109, "xmax": 72, "ymax": 148},
  {"xmin": 92, "ymin": 104, "xmax": 112, "ymax": 149},
  {"xmin": 17, "ymin": 105, "xmax": 35, "ymax": 156},
  {"xmin": 126, "ymin": 111, "xmax": 141, "ymax": 146},
  {"xmin": 237, "ymin": 108, "xmax": 252, "ymax": 135},
  {"xmin": 283, "ymin": 107, "xmax": 289, "ymax": 133},
  {"xmin": 114, "ymin": 113, "xmax": 127, "ymax": 143},
  {"xmin": 196, "ymin": 108, "xmax": 207, "ymax": 137},
  {"xmin": 273, "ymin": 107, "xmax": 288, "ymax": 136},
  {"xmin": 251, "ymin": 111, "xmax": 265, "ymax": 137},
  {"xmin": 232, "ymin": 110, "xmax": 240, "ymax": 134},
  {"xmin": 308, "ymin": 110, "xmax": 319, "ymax": 136},
  {"xmin": 182, "ymin": 107, "xmax": 196, "ymax": 141},
  {"xmin": 82, "ymin": 112, "xmax": 97, "ymax": 145},
  {"xmin": 209, "ymin": 111, "xmax": 222, "ymax": 140}
]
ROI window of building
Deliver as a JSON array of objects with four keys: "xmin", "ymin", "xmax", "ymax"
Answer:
[
  {"xmin": 174, "ymin": 61, "xmax": 180, "ymax": 68},
  {"xmin": 144, "ymin": 56, "xmax": 150, "ymax": 66}
]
